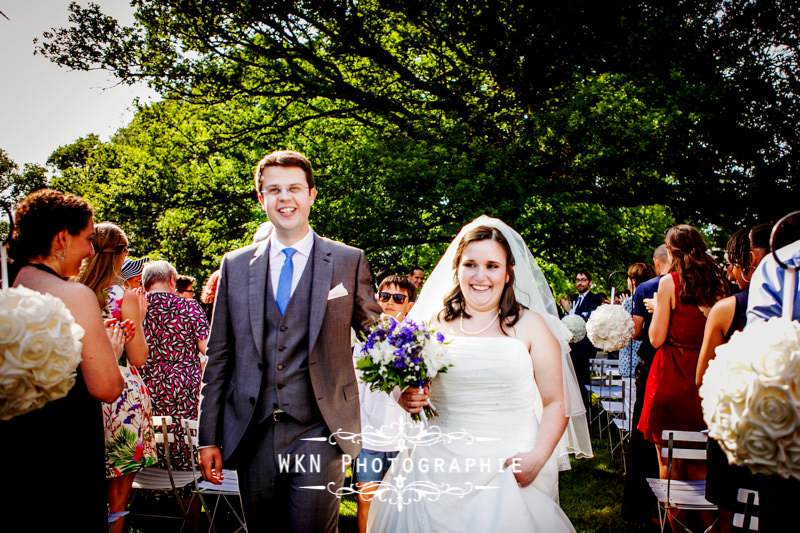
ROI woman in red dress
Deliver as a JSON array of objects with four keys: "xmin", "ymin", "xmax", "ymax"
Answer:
[{"xmin": 638, "ymin": 224, "xmax": 728, "ymax": 530}]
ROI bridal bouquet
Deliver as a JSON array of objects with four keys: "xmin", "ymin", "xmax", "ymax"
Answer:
[
  {"xmin": 356, "ymin": 316, "xmax": 451, "ymax": 423},
  {"xmin": 561, "ymin": 314, "xmax": 587, "ymax": 343},
  {"xmin": 700, "ymin": 318, "xmax": 800, "ymax": 479},
  {"xmin": 0, "ymin": 285, "xmax": 85, "ymax": 420},
  {"xmin": 585, "ymin": 304, "xmax": 634, "ymax": 352}
]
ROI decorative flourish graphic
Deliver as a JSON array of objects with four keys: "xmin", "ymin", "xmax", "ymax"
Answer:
[
  {"xmin": 324, "ymin": 424, "xmax": 500, "ymax": 448},
  {"xmin": 331, "ymin": 478, "xmax": 499, "ymax": 512},
  {"xmin": 300, "ymin": 426, "xmax": 505, "ymax": 505}
]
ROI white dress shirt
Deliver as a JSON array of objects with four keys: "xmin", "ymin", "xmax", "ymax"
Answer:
[{"xmin": 269, "ymin": 229, "xmax": 314, "ymax": 298}]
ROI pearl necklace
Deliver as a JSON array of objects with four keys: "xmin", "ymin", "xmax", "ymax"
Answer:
[{"xmin": 459, "ymin": 311, "xmax": 500, "ymax": 335}]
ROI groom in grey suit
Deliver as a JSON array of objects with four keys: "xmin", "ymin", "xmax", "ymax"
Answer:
[{"xmin": 198, "ymin": 150, "xmax": 382, "ymax": 532}]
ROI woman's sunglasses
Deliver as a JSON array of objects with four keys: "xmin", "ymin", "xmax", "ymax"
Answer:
[{"xmin": 378, "ymin": 292, "xmax": 408, "ymax": 304}]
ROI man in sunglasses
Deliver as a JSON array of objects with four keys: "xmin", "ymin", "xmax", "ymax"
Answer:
[
  {"xmin": 354, "ymin": 274, "xmax": 417, "ymax": 533},
  {"xmin": 376, "ymin": 275, "xmax": 417, "ymax": 321}
]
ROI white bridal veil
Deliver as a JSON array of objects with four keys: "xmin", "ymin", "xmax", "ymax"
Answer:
[{"xmin": 408, "ymin": 215, "xmax": 593, "ymax": 466}]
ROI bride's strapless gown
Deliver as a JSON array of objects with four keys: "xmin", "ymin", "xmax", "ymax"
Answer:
[{"xmin": 367, "ymin": 336, "xmax": 575, "ymax": 532}]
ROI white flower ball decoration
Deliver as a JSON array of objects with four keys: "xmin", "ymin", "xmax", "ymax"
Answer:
[
  {"xmin": 0, "ymin": 286, "xmax": 84, "ymax": 420},
  {"xmin": 561, "ymin": 314, "xmax": 587, "ymax": 343},
  {"xmin": 700, "ymin": 317, "xmax": 800, "ymax": 479},
  {"xmin": 585, "ymin": 304, "xmax": 635, "ymax": 353}
]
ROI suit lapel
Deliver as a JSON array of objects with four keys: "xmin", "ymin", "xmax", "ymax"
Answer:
[
  {"xmin": 308, "ymin": 233, "xmax": 332, "ymax": 352},
  {"xmin": 249, "ymin": 240, "xmax": 270, "ymax": 358}
]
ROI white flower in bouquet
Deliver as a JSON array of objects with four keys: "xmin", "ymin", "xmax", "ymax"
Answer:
[
  {"xmin": 700, "ymin": 317, "xmax": 800, "ymax": 479},
  {"xmin": 0, "ymin": 286, "xmax": 85, "ymax": 421},
  {"xmin": 561, "ymin": 314, "xmax": 587, "ymax": 343},
  {"xmin": 585, "ymin": 304, "xmax": 635, "ymax": 352}
]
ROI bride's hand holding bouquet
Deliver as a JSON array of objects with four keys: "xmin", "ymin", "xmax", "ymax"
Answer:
[{"xmin": 355, "ymin": 315, "xmax": 451, "ymax": 423}]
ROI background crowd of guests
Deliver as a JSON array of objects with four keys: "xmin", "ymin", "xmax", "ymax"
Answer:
[
  {"xmin": 562, "ymin": 218, "xmax": 799, "ymax": 532},
  {"xmin": 0, "ymin": 189, "xmax": 219, "ymax": 532}
]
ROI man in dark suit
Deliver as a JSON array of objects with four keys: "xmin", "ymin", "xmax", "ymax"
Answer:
[
  {"xmin": 198, "ymin": 150, "xmax": 382, "ymax": 532},
  {"xmin": 559, "ymin": 269, "xmax": 602, "ymax": 412}
]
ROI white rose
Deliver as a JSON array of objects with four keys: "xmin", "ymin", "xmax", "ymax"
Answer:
[
  {"xmin": 704, "ymin": 403, "xmax": 740, "ymax": 448},
  {"xmin": 0, "ymin": 365, "xmax": 30, "ymax": 397},
  {"xmin": 32, "ymin": 349, "xmax": 77, "ymax": 389},
  {"xmin": 44, "ymin": 375, "xmax": 77, "ymax": 400},
  {"xmin": 751, "ymin": 329, "xmax": 800, "ymax": 381},
  {"xmin": 0, "ymin": 379, "xmax": 45, "ymax": 421},
  {"xmin": 777, "ymin": 435, "xmax": 800, "ymax": 481},
  {"xmin": 736, "ymin": 421, "xmax": 779, "ymax": 471},
  {"xmin": 0, "ymin": 308, "xmax": 27, "ymax": 346},
  {"xmin": 13, "ymin": 291, "xmax": 54, "ymax": 331},
  {"xmin": 723, "ymin": 361, "xmax": 755, "ymax": 406},
  {"xmin": 8, "ymin": 329, "xmax": 57, "ymax": 370},
  {"xmin": 747, "ymin": 383, "xmax": 797, "ymax": 439}
]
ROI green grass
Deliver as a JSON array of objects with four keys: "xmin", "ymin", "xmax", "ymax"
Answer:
[{"xmin": 560, "ymin": 435, "xmax": 633, "ymax": 532}]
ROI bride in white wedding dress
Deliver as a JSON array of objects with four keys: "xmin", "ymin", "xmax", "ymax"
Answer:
[{"xmin": 367, "ymin": 216, "xmax": 592, "ymax": 532}]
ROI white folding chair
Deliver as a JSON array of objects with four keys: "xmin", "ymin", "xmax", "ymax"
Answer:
[
  {"xmin": 592, "ymin": 367, "xmax": 624, "ymax": 439},
  {"xmin": 646, "ymin": 430, "xmax": 718, "ymax": 533},
  {"xmin": 129, "ymin": 416, "xmax": 198, "ymax": 527},
  {"xmin": 587, "ymin": 359, "xmax": 622, "ymax": 432},
  {"xmin": 732, "ymin": 488, "xmax": 759, "ymax": 531},
  {"xmin": 611, "ymin": 417, "xmax": 631, "ymax": 473},
  {"xmin": 182, "ymin": 418, "xmax": 248, "ymax": 533}
]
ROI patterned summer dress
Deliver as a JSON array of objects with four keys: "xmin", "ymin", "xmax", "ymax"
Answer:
[
  {"xmin": 102, "ymin": 285, "xmax": 157, "ymax": 477},
  {"xmin": 140, "ymin": 292, "xmax": 210, "ymax": 470}
]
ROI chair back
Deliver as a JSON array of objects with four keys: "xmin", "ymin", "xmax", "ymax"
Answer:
[
  {"xmin": 660, "ymin": 430, "xmax": 708, "ymax": 503},
  {"xmin": 733, "ymin": 488, "xmax": 759, "ymax": 531},
  {"xmin": 182, "ymin": 418, "xmax": 203, "ymax": 491}
]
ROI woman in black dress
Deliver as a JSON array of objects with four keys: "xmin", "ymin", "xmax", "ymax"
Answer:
[{"xmin": 1, "ymin": 189, "xmax": 124, "ymax": 531}]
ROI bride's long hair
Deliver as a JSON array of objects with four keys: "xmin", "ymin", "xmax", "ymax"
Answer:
[{"xmin": 441, "ymin": 226, "xmax": 523, "ymax": 332}]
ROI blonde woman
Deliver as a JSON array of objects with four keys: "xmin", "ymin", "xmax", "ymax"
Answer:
[{"xmin": 77, "ymin": 222, "xmax": 156, "ymax": 533}]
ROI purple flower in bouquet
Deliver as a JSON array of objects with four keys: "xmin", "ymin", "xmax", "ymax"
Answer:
[{"xmin": 356, "ymin": 316, "xmax": 451, "ymax": 422}]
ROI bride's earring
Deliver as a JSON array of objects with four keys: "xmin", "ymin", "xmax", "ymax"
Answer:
[{"xmin": 60, "ymin": 249, "xmax": 66, "ymax": 262}]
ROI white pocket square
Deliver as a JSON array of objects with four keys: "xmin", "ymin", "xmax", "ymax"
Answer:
[{"xmin": 327, "ymin": 283, "xmax": 349, "ymax": 300}]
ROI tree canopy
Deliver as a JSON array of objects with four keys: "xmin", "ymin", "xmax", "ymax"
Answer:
[{"xmin": 30, "ymin": 0, "xmax": 799, "ymax": 291}]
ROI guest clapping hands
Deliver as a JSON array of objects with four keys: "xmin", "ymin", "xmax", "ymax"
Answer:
[{"xmin": 76, "ymin": 222, "xmax": 156, "ymax": 533}]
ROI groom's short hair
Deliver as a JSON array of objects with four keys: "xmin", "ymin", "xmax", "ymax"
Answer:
[{"xmin": 254, "ymin": 150, "xmax": 315, "ymax": 191}]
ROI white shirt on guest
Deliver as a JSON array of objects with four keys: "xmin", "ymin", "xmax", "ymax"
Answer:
[{"xmin": 269, "ymin": 228, "xmax": 314, "ymax": 298}]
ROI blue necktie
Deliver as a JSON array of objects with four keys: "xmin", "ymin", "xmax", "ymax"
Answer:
[{"xmin": 276, "ymin": 248, "xmax": 297, "ymax": 315}]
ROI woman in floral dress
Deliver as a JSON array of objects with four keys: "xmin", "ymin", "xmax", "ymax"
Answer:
[
  {"xmin": 76, "ymin": 222, "xmax": 156, "ymax": 533},
  {"xmin": 140, "ymin": 260, "xmax": 210, "ymax": 471}
]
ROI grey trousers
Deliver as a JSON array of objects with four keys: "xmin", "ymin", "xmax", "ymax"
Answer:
[{"xmin": 235, "ymin": 417, "xmax": 346, "ymax": 532}]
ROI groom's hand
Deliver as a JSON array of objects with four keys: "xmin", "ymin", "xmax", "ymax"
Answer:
[{"xmin": 199, "ymin": 446, "xmax": 225, "ymax": 484}]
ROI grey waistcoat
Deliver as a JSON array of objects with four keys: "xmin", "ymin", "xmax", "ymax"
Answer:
[{"xmin": 255, "ymin": 254, "xmax": 321, "ymax": 424}]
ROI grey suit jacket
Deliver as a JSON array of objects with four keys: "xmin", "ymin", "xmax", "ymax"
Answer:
[{"xmin": 198, "ymin": 232, "xmax": 382, "ymax": 459}]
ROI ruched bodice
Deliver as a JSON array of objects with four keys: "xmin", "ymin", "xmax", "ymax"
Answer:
[
  {"xmin": 367, "ymin": 336, "xmax": 575, "ymax": 532},
  {"xmin": 431, "ymin": 336, "xmax": 538, "ymax": 450}
]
